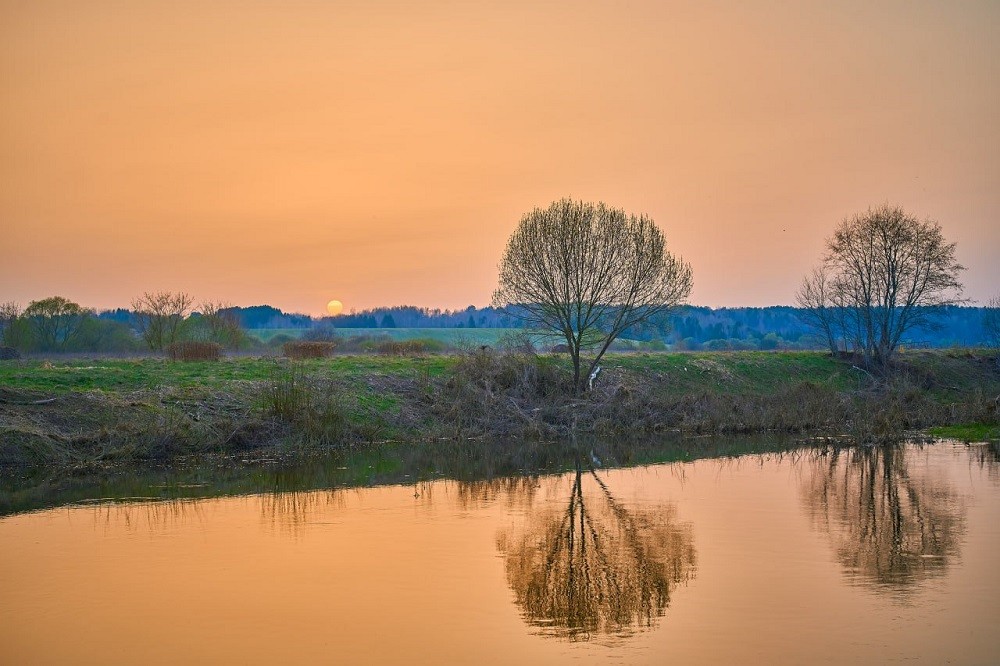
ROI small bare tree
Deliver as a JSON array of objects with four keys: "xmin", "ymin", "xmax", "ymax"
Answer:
[
  {"xmin": 0, "ymin": 301, "xmax": 31, "ymax": 350},
  {"xmin": 132, "ymin": 291, "xmax": 194, "ymax": 351},
  {"xmin": 796, "ymin": 266, "xmax": 842, "ymax": 355},
  {"xmin": 493, "ymin": 198, "xmax": 692, "ymax": 392},
  {"xmin": 198, "ymin": 301, "xmax": 244, "ymax": 349},
  {"xmin": 0, "ymin": 301, "xmax": 21, "ymax": 341},
  {"xmin": 984, "ymin": 295, "xmax": 1000, "ymax": 348},
  {"xmin": 800, "ymin": 205, "xmax": 964, "ymax": 369}
]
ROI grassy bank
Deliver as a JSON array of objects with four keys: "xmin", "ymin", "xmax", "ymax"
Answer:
[{"xmin": 1, "ymin": 349, "xmax": 997, "ymax": 471}]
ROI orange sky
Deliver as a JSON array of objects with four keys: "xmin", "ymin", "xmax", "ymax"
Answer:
[{"xmin": 2, "ymin": 0, "xmax": 997, "ymax": 316}]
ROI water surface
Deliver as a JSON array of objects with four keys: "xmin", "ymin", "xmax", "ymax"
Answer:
[{"xmin": 1, "ymin": 442, "xmax": 998, "ymax": 664}]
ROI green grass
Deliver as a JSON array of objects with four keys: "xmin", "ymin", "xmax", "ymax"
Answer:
[
  {"xmin": 605, "ymin": 351, "xmax": 859, "ymax": 396},
  {"xmin": 1, "ymin": 349, "xmax": 995, "ymax": 397},
  {"xmin": 0, "ymin": 356, "xmax": 458, "ymax": 393},
  {"xmin": 928, "ymin": 424, "xmax": 1000, "ymax": 442},
  {"xmin": 248, "ymin": 327, "xmax": 512, "ymax": 345}
]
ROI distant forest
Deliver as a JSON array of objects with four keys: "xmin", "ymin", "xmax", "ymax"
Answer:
[
  {"xmin": 156, "ymin": 303, "xmax": 995, "ymax": 350},
  {"xmin": 2, "ymin": 300, "xmax": 993, "ymax": 354}
]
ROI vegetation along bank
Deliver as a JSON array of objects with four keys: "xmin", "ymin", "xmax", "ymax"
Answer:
[{"xmin": 1, "ymin": 348, "xmax": 997, "ymax": 472}]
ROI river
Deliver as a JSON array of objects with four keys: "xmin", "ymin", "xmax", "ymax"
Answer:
[{"xmin": 1, "ymin": 440, "xmax": 997, "ymax": 664}]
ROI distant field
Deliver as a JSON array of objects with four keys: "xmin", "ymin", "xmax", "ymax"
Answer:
[
  {"xmin": 244, "ymin": 327, "xmax": 657, "ymax": 350},
  {"xmin": 248, "ymin": 327, "xmax": 517, "ymax": 346}
]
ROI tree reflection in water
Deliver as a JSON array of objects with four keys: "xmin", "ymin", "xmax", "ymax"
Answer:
[
  {"xmin": 496, "ymin": 460, "xmax": 696, "ymax": 640},
  {"xmin": 801, "ymin": 445, "xmax": 967, "ymax": 590},
  {"xmin": 970, "ymin": 442, "xmax": 1000, "ymax": 483}
]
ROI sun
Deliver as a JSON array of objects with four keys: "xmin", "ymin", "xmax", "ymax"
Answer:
[{"xmin": 326, "ymin": 300, "xmax": 343, "ymax": 316}]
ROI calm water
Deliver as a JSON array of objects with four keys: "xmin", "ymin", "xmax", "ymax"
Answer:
[{"xmin": 1, "ymin": 441, "xmax": 998, "ymax": 664}]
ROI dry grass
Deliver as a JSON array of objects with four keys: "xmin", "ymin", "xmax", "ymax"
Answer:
[
  {"xmin": 283, "ymin": 341, "xmax": 335, "ymax": 359},
  {"xmin": 375, "ymin": 339, "xmax": 427, "ymax": 356},
  {"xmin": 166, "ymin": 341, "xmax": 222, "ymax": 361},
  {"xmin": 258, "ymin": 363, "xmax": 348, "ymax": 445}
]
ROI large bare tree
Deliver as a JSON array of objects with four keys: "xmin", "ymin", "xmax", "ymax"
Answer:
[
  {"xmin": 799, "ymin": 205, "xmax": 964, "ymax": 369},
  {"xmin": 493, "ymin": 198, "xmax": 692, "ymax": 392},
  {"xmin": 132, "ymin": 291, "xmax": 194, "ymax": 351}
]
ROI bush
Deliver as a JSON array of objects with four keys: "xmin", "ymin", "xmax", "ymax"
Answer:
[
  {"xmin": 267, "ymin": 333, "xmax": 295, "ymax": 348},
  {"xmin": 283, "ymin": 340, "xmax": 335, "ymax": 359},
  {"xmin": 375, "ymin": 339, "xmax": 445, "ymax": 356},
  {"xmin": 0, "ymin": 346, "xmax": 20, "ymax": 360},
  {"xmin": 433, "ymin": 348, "xmax": 572, "ymax": 438},
  {"xmin": 69, "ymin": 318, "xmax": 143, "ymax": 353},
  {"xmin": 166, "ymin": 341, "xmax": 222, "ymax": 361},
  {"xmin": 301, "ymin": 325, "xmax": 340, "ymax": 342},
  {"xmin": 260, "ymin": 363, "xmax": 347, "ymax": 444}
]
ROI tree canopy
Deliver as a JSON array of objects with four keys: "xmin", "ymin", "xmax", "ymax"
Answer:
[
  {"xmin": 493, "ymin": 198, "xmax": 692, "ymax": 391},
  {"xmin": 798, "ymin": 205, "xmax": 964, "ymax": 368}
]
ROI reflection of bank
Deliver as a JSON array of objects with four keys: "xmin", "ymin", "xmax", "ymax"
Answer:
[
  {"xmin": 801, "ymin": 445, "xmax": 966, "ymax": 590},
  {"xmin": 496, "ymin": 459, "xmax": 696, "ymax": 640}
]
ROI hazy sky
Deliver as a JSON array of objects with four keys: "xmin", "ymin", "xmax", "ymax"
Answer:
[{"xmin": 2, "ymin": 0, "xmax": 997, "ymax": 316}]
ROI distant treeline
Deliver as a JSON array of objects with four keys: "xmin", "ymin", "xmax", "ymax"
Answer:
[
  {"xmin": 212, "ymin": 303, "xmax": 994, "ymax": 350},
  {"xmin": 227, "ymin": 304, "xmax": 511, "ymax": 330},
  {"xmin": 2, "ymin": 299, "xmax": 995, "ymax": 354}
]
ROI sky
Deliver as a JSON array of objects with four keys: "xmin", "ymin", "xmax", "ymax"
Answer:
[{"xmin": 2, "ymin": 0, "xmax": 997, "ymax": 317}]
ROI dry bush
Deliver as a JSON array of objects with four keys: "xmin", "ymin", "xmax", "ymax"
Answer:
[
  {"xmin": 166, "ymin": 341, "xmax": 222, "ymax": 361},
  {"xmin": 433, "ymin": 348, "xmax": 573, "ymax": 437},
  {"xmin": 259, "ymin": 363, "xmax": 347, "ymax": 445},
  {"xmin": 376, "ymin": 339, "xmax": 427, "ymax": 356},
  {"xmin": 283, "ymin": 341, "xmax": 335, "ymax": 359}
]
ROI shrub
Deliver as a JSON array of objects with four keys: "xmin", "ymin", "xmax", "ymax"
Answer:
[
  {"xmin": 0, "ymin": 346, "xmax": 20, "ymax": 360},
  {"xmin": 301, "ymin": 325, "xmax": 340, "ymax": 342},
  {"xmin": 260, "ymin": 363, "xmax": 347, "ymax": 444},
  {"xmin": 267, "ymin": 333, "xmax": 295, "ymax": 348},
  {"xmin": 374, "ymin": 339, "xmax": 436, "ymax": 355},
  {"xmin": 283, "ymin": 340, "xmax": 335, "ymax": 359},
  {"xmin": 166, "ymin": 341, "xmax": 222, "ymax": 361},
  {"xmin": 433, "ymin": 348, "xmax": 572, "ymax": 438}
]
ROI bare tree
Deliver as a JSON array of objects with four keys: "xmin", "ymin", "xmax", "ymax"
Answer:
[
  {"xmin": 493, "ymin": 198, "xmax": 692, "ymax": 392},
  {"xmin": 795, "ymin": 266, "xmax": 842, "ymax": 355},
  {"xmin": 198, "ymin": 301, "xmax": 244, "ymax": 349},
  {"xmin": 132, "ymin": 291, "xmax": 194, "ymax": 351},
  {"xmin": 984, "ymin": 296, "xmax": 1000, "ymax": 348},
  {"xmin": 801, "ymin": 205, "xmax": 964, "ymax": 369},
  {"xmin": 0, "ymin": 301, "xmax": 23, "ymax": 348},
  {"xmin": 23, "ymin": 296, "xmax": 89, "ymax": 351}
]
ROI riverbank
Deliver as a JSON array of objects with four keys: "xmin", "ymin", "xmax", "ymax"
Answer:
[{"xmin": 1, "ymin": 349, "xmax": 997, "ymax": 472}]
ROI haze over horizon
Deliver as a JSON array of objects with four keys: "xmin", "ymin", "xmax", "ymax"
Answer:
[{"xmin": 2, "ymin": 0, "xmax": 998, "ymax": 318}]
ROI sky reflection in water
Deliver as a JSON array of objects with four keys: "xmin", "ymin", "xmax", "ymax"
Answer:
[{"xmin": 1, "ymin": 442, "xmax": 997, "ymax": 664}]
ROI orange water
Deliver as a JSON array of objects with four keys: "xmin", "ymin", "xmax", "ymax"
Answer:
[{"xmin": 2, "ymin": 443, "xmax": 998, "ymax": 664}]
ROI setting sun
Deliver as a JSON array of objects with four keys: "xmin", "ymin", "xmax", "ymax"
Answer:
[{"xmin": 326, "ymin": 300, "xmax": 343, "ymax": 316}]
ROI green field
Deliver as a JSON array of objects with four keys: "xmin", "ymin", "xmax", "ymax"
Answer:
[
  {"xmin": 248, "ymin": 327, "xmax": 513, "ymax": 345},
  {"xmin": 0, "ymin": 355, "xmax": 456, "ymax": 393},
  {"xmin": 1, "ymin": 350, "xmax": 996, "ymax": 400},
  {"xmin": 245, "ymin": 327, "xmax": 658, "ymax": 350}
]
